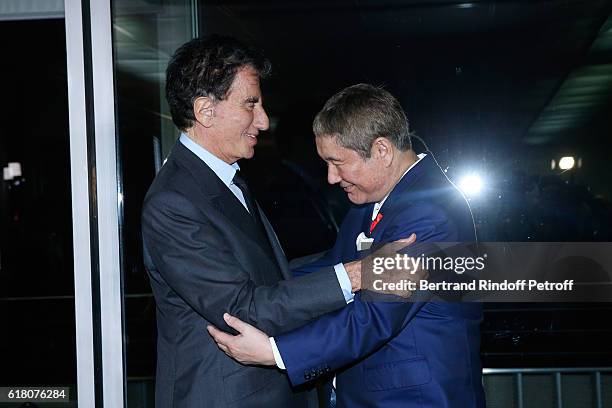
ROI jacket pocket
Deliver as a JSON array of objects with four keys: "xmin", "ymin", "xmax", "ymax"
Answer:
[{"xmin": 364, "ymin": 356, "xmax": 431, "ymax": 391}]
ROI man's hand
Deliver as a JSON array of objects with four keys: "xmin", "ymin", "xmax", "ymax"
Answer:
[
  {"xmin": 345, "ymin": 233, "xmax": 418, "ymax": 292},
  {"xmin": 207, "ymin": 313, "xmax": 276, "ymax": 366},
  {"xmin": 344, "ymin": 260, "xmax": 362, "ymax": 293},
  {"xmin": 362, "ymin": 233, "xmax": 429, "ymax": 299}
]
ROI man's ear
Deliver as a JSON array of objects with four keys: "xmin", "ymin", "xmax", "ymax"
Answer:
[
  {"xmin": 372, "ymin": 137, "xmax": 394, "ymax": 166},
  {"xmin": 193, "ymin": 96, "xmax": 215, "ymax": 128}
]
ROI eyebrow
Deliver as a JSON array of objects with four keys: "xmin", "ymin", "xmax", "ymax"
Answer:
[{"xmin": 324, "ymin": 156, "xmax": 342, "ymax": 162}]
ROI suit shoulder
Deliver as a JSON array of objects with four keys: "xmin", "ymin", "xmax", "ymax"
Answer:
[
  {"xmin": 142, "ymin": 166, "xmax": 200, "ymax": 221},
  {"xmin": 143, "ymin": 188, "xmax": 189, "ymax": 210},
  {"xmin": 411, "ymin": 170, "xmax": 465, "ymax": 201},
  {"xmin": 143, "ymin": 156, "xmax": 197, "ymax": 207},
  {"xmin": 390, "ymin": 199, "xmax": 450, "ymax": 224},
  {"xmin": 387, "ymin": 191, "xmax": 475, "ymax": 242},
  {"xmin": 410, "ymin": 171, "xmax": 472, "ymax": 215},
  {"xmin": 142, "ymin": 188, "xmax": 201, "ymax": 229}
]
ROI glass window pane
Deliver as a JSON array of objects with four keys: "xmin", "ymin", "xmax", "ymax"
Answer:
[
  {"xmin": 0, "ymin": 18, "xmax": 77, "ymax": 398},
  {"xmin": 111, "ymin": 2, "xmax": 195, "ymax": 405}
]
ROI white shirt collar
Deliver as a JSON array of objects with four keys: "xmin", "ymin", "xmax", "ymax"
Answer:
[{"xmin": 179, "ymin": 133, "xmax": 240, "ymax": 188}]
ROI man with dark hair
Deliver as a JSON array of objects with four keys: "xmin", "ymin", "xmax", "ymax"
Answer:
[
  {"xmin": 210, "ymin": 84, "xmax": 486, "ymax": 407},
  {"xmin": 164, "ymin": 35, "xmax": 272, "ymax": 132},
  {"xmin": 142, "ymin": 36, "xmax": 381, "ymax": 407}
]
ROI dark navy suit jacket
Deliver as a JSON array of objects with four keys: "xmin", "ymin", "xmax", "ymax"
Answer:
[{"xmin": 276, "ymin": 155, "xmax": 486, "ymax": 407}]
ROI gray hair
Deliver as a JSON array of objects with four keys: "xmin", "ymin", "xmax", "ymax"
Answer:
[{"xmin": 313, "ymin": 84, "xmax": 412, "ymax": 158}]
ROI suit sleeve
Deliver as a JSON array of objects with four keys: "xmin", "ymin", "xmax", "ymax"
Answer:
[
  {"xmin": 275, "ymin": 201, "xmax": 459, "ymax": 386},
  {"xmin": 142, "ymin": 190, "xmax": 347, "ymax": 336},
  {"xmin": 290, "ymin": 249, "xmax": 338, "ymax": 278}
]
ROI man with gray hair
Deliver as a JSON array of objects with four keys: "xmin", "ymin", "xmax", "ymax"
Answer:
[
  {"xmin": 210, "ymin": 84, "xmax": 486, "ymax": 407},
  {"xmin": 142, "ymin": 37, "xmax": 398, "ymax": 408}
]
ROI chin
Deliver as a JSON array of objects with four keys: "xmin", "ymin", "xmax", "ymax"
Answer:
[
  {"xmin": 242, "ymin": 148, "xmax": 255, "ymax": 159},
  {"xmin": 347, "ymin": 193, "xmax": 366, "ymax": 205}
]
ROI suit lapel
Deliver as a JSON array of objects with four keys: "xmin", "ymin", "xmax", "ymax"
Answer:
[
  {"xmin": 369, "ymin": 155, "xmax": 433, "ymax": 242},
  {"xmin": 171, "ymin": 142, "xmax": 278, "ymax": 259},
  {"xmin": 209, "ymin": 191, "xmax": 271, "ymax": 246},
  {"xmin": 259, "ymin": 207, "xmax": 291, "ymax": 279},
  {"xmin": 337, "ymin": 205, "xmax": 372, "ymax": 262}
]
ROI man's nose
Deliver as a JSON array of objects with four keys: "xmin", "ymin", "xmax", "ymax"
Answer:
[
  {"xmin": 327, "ymin": 165, "xmax": 341, "ymax": 185},
  {"xmin": 254, "ymin": 106, "xmax": 269, "ymax": 131}
]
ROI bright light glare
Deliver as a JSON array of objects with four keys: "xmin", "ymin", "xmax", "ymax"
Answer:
[
  {"xmin": 458, "ymin": 174, "xmax": 484, "ymax": 196},
  {"xmin": 8, "ymin": 162, "xmax": 22, "ymax": 177},
  {"xmin": 559, "ymin": 156, "xmax": 575, "ymax": 170},
  {"xmin": 2, "ymin": 167, "xmax": 12, "ymax": 181}
]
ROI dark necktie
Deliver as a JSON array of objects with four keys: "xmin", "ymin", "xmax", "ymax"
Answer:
[
  {"xmin": 232, "ymin": 171, "xmax": 268, "ymax": 236},
  {"xmin": 232, "ymin": 172, "xmax": 258, "ymax": 217},
  {"xmin": 232, "ymin": 172, "xmax": 282, "ymax": 280}
]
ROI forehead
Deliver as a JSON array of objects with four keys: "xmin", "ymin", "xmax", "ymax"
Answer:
[{"xmin": 315, "ymin": 135, "xmax": 356, "ymax": 159}]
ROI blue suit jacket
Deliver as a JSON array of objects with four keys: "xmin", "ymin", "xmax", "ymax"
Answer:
[{"xmin": 277, "ymin": 155, "xmax": 486, "ymax": 407}]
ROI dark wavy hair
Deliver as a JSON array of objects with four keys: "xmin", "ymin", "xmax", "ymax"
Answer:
[
  {"xmin": 165, "ymin": 35, "xmax": 271, "ymax": 131},
  {"xmin": 313, "ymin": 84, "xmax": 412, "ymax": 158}
]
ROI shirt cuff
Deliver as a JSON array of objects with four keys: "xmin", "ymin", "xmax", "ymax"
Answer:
[
  {"xmin": 269, "ymin": 337, "xmax": 286, "ymax": 370},
  {"xmin": 334, "ymin": 263, "xmax": 355, "ymax": 304}
]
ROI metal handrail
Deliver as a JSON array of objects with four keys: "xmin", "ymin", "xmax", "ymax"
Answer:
[
  {"xmin": 483, "ymin": 367, "xmax": 612, "ymax": 374},
  {"xmin": 483, "ymin": 367, "xmax": 610, "ymax": 408}
]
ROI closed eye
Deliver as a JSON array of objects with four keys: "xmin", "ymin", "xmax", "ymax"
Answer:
[{"xmin": 245, "ymin": 96, "xmax": 259, "ymax": 107}]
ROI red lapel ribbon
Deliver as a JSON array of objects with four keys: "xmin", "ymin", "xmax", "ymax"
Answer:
[{"xmin": 370, "ymin": 213, "xmax": 383, "ymax": 234}]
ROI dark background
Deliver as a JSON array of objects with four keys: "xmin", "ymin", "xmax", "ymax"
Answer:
[
  {"xmin": 1, "ymin": 0, "xmax": 612, "ymax": 388},
  {"xmin": 0, "ymin": 20, "xmax": 75, "ymax": 385}
]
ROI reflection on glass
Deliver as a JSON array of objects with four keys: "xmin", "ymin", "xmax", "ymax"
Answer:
[
  {"xmin": 111, "ymin": 1, "xmax": 195, "ymax": 405},
  {"xmin": 112, "ymin": 1, "xmax": 612, "ymax": 403}
]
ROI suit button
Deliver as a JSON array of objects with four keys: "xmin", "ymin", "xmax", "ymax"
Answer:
[
  {"xmin": 304, "ymin": 373, "xmax": 311, "ymax": 380},
  {"xmin": 325, "ymin": 367, "xmax": 331, "ymax": 372},
  {"xmin": 318, "ymin": 369, "xmax": 324, "ymax": 376}
]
